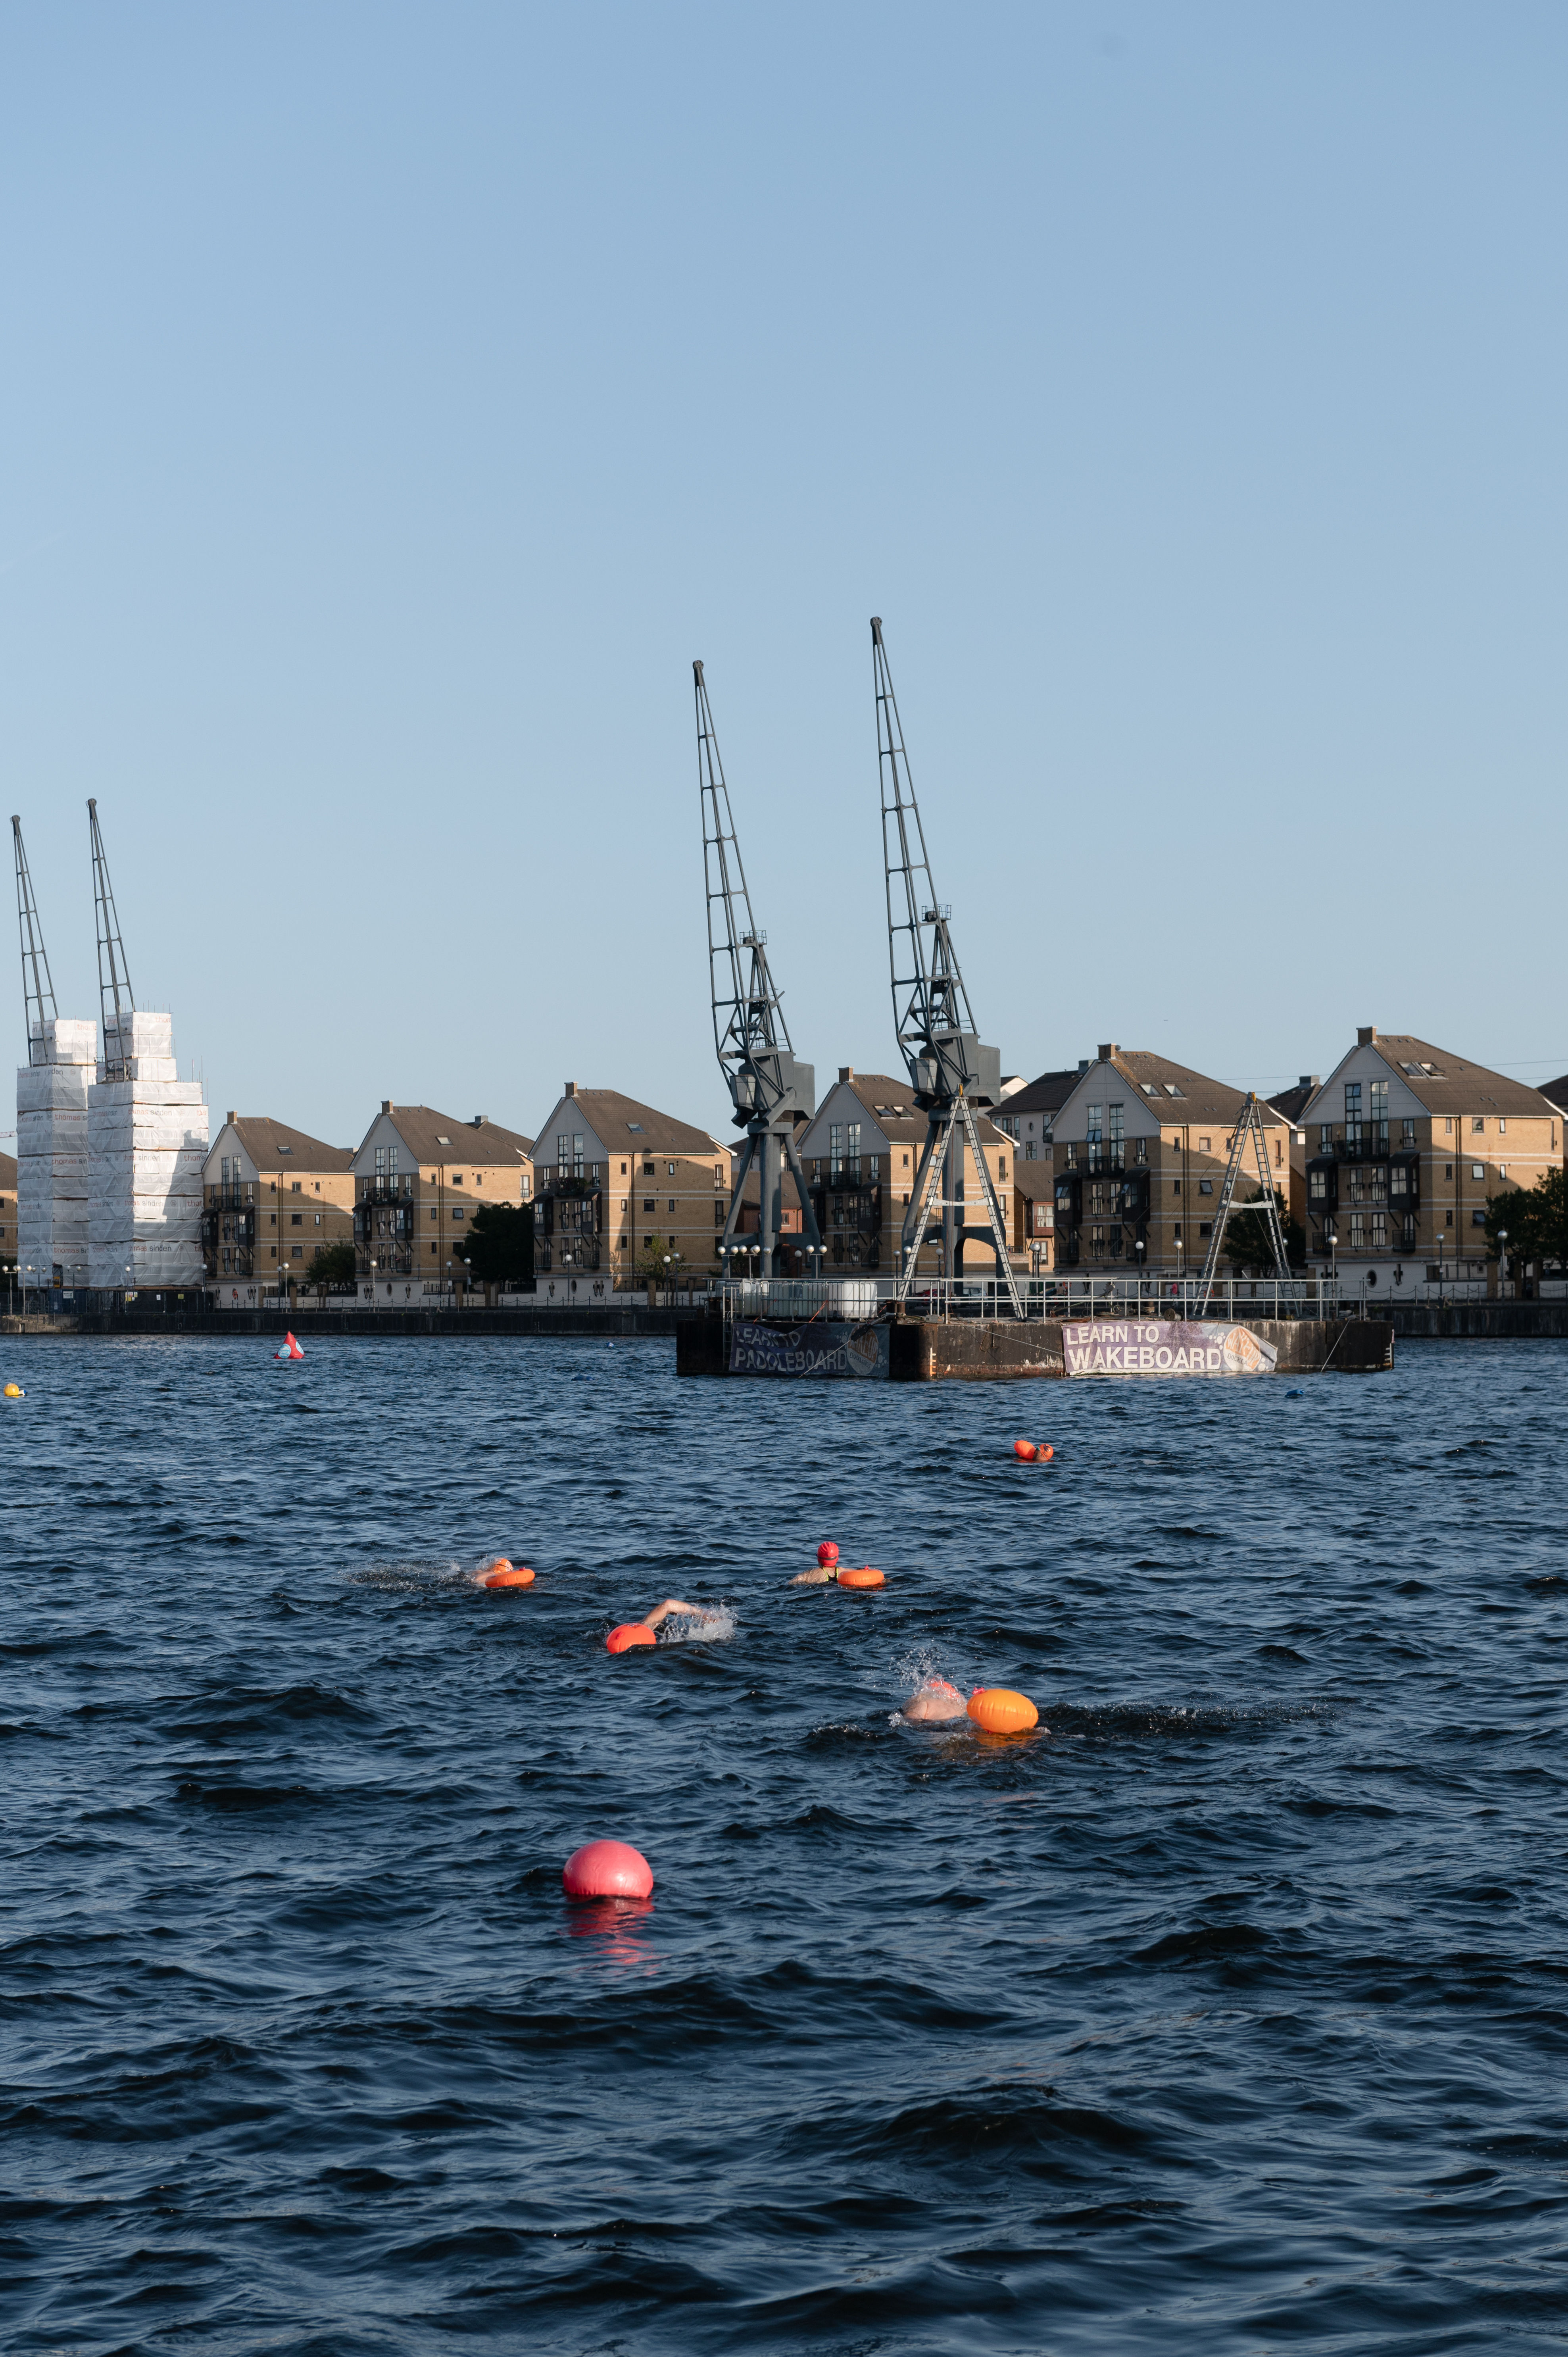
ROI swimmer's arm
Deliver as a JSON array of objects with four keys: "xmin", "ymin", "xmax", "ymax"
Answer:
[{"xmin": 641, "ymin": 1598, "xmax": 697, "ymax": 1630}]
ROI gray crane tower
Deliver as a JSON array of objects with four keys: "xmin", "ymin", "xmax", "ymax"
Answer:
[
  {"xmin": 697, "ymin": 660, "xmax": 823, "ymax": 1282},
  {"xmin": 88, "ymin": 797, "xmax": 135, "ymax": 1076},
  {"xmin": 872, "ymin": 618, "xmax": 1022, "ymax": 1314},
  {"xmin": 13, "ymin": 815, "xmax": 58, "ymax": 1061}
]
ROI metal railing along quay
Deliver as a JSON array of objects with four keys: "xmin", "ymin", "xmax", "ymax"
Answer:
[{"xmin": 713, "ymin": 1275, "xmax": 1349, "ymax": 1323}]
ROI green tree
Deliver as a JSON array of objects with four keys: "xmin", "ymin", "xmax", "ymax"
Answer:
[
  {"xmin": 634, "ymin": 1230, "xmax": 684, "ymax": 1289},
  {"xmin": 1221, "ymin": 1188, "xmax": 1303, "ymax": 1272},
  {"xmin": 302, "ymin": 1241, "xmax": 357, "ymax": 1290},
  {"xmin": 1484, "ymin": 1170, "xmax": 1568, "ymax": 1267},
  {"xmin": 456, "ymin": 1202, "xmax": 534, "ymax": 1286}
]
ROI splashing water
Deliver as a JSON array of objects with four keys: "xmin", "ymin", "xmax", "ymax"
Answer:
[{"xmin": 662, "ymin": 1605, "xmax": 736, "ymax": 1644}]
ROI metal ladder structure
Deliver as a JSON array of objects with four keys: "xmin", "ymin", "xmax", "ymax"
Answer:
[
  {"xmin": 696, "ymin": 661, "xmax": 823, "ymax": 1282},
  {"xmin": 1193, "ymin": 1092, "xmax": 1290, "ymax": 1311},
  {"xmin": 12, "ymin": 816, "xmax": 57, "ymax": 1065},
  {"xmin": 88, "ymin": 799, "xmax": 135, "ymax": 1079},
  {"xmin": 872, "ymin": 617, "xmax": 1021, "ymax": 1314}
]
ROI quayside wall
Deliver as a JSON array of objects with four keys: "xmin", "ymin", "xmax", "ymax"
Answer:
[
  {"xmin": 676, "ymin": 1315, "xmax": 1395, "ymax": 1380},
  {"xmin": 0, "ymin": 1304, "xmax": 686, "ymax": 1340}
]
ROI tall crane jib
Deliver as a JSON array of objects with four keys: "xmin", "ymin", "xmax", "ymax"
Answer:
[
  {"xmin": 12, "ymin": 816, "xmax": 58, "ymax": 1066},
  {"xmin": 696, "ymin": 660, "xmax": 823, "ymax": 1283},
  {"xmin": 88, "ymin": 798, "xmax": 136, "ymax": 1080},
  {"xmin": 872, "ymin": 617, "xmax": 1022, "ymax": 1315}
]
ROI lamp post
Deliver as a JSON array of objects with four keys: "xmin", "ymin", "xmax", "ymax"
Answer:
[
  {"xmin": 1134, "ymin": 1234, "xmax": 1145, "ymax": 1309},
  {"xmin": 1498, "ymin": 1227, "xmax": 1508, "ymax": 1296}
]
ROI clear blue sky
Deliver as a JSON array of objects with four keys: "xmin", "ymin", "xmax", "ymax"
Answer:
[{"xmin": 3, "ymin": 4, "xmax": 1564, "ymax": 1151}]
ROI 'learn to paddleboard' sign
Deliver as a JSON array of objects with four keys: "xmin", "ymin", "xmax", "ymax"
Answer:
[
  {"xmin": 1062, "ymin": 1320, "xmax": 1278, "ymax": 1378},
  {"xmin": 730, "ymin": 1319, "xmax": 888, "ymax": 1379}
]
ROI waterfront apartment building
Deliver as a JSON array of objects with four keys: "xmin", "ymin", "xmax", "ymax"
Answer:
[
  {"xmin": 202, "ymin": 1117, "xmax": 357, "ymax": 1286},
  {"xmin": 1265, "ymin": 1076, "xmax": 1321, "ymax": 1237},
  {"xmin": 1046, "ymin": 1047, "xmax": 1292, "ymax": 1276},
  {"xmin": 990, "ymin": 1067, "xmax": 1082, "ymax": 1165},
  {"xmin": 795, "ymin": 1069, "xmax": 1017, "ymax": 1276},
  {"xmin": 1300, "ymin": 1030, "xmax": 1563, "ymax": 1295},
  {"xmin": 530, "ymin": 1084, "xmax": 730, "ymax": 1290},
  {"xmin": 352, "ymin": 1105, "xmax": 535, "ymax": 1294}
]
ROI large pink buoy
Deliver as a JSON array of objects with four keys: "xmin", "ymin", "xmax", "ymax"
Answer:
[{"xmin": 563, "ymin": 1839, "xmax": 654, "ymax": 1899}]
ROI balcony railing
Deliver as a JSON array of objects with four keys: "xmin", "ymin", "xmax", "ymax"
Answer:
[{"xmin": 205, "ymin": 1181, "xmax": 256, "ymax": 1208}]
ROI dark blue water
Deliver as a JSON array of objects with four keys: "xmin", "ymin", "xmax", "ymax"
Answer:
[{"xmin": 4, "ymin": 1334, "xmax": 1567, "ymax": 2355}]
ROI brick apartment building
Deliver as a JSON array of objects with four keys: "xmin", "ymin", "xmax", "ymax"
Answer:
[
  {"xmin": 1300, "ymin": 1029, "xmax": 1563, "ymax": 1294},
  {"xmin": 530, "ymin": 1085, "xmax": 730, "ymax": 1290},
  {"xmin": 352, "ymin": 1104, "xmax": 534, "ymax": 1295},
  {"xmin": 795, "ymin": 1069, "xmax": 1016, "ymax": 1277},
  {"xmin": 202, "ymin": 1116, "xmax": 355, "ymax": 1288},
  {"xmin": 1047, "ymin": 1046, "xmax": 1292, "ymax": 1276}
]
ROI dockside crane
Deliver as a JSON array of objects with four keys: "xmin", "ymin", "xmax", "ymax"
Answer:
[
  {"xmin": 697, "ymin": 660, "xmax": 823, "ymax": 1281},
  {"xmin": 12, "ymin": 816, "xmax": 58, "ymax": 1064},
  {"xmin": 872, "ymin": 617, "xmax": 1022, "ymax": 1313},
  {"xmin": 88, "ymin": 799, "xmax": 135, "ymax": 1078}
]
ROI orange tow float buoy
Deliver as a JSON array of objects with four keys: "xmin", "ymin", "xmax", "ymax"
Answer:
[
  {"xmin": 607, "ymin": 1622, "xmax": 657, "ymax": 1653},
  {"xmin": 1013, "ymin": 1439, "xmax": 1054, "ymax": 1463},
  {"xmin": 837, "ymin": 1565, "xmax": 885, "ymax": 1588},
  {"xmin": 968, "ymin": 1686, "xmax": 1040, "ymax": 1734},
  {"xmin": 480, "ymin": 1559, "xmax": 535, "ymax": 1588}
]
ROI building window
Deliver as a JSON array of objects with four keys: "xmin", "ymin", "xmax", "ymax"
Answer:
[
  {"xmin": 1445, "ymin": 1118, "xmax": 1453, "ymax": 1134},
  {"xmin": 1349, "ymin": 1214, "xmax": 1364, "ymax": 1247},
  {"xmin": 714, "ymin": 1202, "xmax": 724, "ymax": 1226},
  {"xmin": 644, "ymin": 1160, "xmax": 655, "ymax": 1176},
  {"xmin": 1198, "ymin": 1222, "xmax": 1213, "ymax": 1238},
  {"xmin": 1471, "ymin": 1163, "xmax": 1483, "ymax": 1180},
  {"xmin": 375, "ymin": 1147, "xmax": 386, "ymax": 1176},
  {"xmin": 643, "ymin": 1198, "xmax": 654, "ymax": 1213},
  {"xmin": 1345, "ymin": 1082, "xmax": 1362, "ymax": 1121},
  {"xmin": 847, "ymin": 1121, "xmax": 862, "ymax": 1179},
  {"xmin": 1499, "ymin": 1164, "xmax": 1507, "ymax": 1179},
  {"xmin": 290, "ymin": 1213, "xmax": 302, "ymax": 1225},
  {"xmin": 1198, "ymin": 1179, "xmax": 1213, "ymax": 1196},
  {"xmin": 452, "ymin": 1209, "xmax": 465, "ymax": 1221},
  {"xmin": 1108, "ymin": 1104, "xmax": 1124, "ymax": 1157},
  {"xmin": 1370, "ymin": 1214, "xmax": 1388, "ymax": 1249},
  {"xmin": 668, "ymin": 1198, "xmax": 676, "ymax": 1213},
  {"xmin": 667, "ymin": 1162, "xmax": 676, "ymax": 1177},
  {"xmin": 1472, "ymin": 1118, "xmax": 1484, "ymax": 1134},
  {"xmin": 290, "ymin": 1245, "xmax": 302, "ymax": 1259},
  {"xmin": 1199, "ymin": 1135, "xmax": 1211, "ymax": 1154},
  {"xmin": 452, "ymin": 1175, "xmax": 464, "ymax": 1188},
  {"xmin": 290, "ymin": 1180, "xmax": 302, "ymax": 1194},
  {"xmin": 1065, "ymin": 1142, "xmax": 1078, "ymax": 1171},
  {"xmin": 870, "ymin": 1155, "xmax": 880, "ymax": 1179},
  {"xmin": 1402, "ymin": 1117, "xmax": 1415, "ymax": 1142},
  {"xmin": 1446, "ymin": 1209, "xmax": 1454, "ymax": 1227},
  {"xmin": 1173, "ymin": 1222, "xmax": 1182, "ymax": 1241},
  {"xmin": 829, "ymin": 1123, "xmax": 845, "ymax": 1178},
  {"xmin": 1172, "ymin": 1178, "xmax": 1181, "ymax": 1195},
  {"xmin": 1498, "ymin": 1119, "xmax": 1507, "ymax": 1135},
  {"xmin": 1472, "ymin": 1209, "xmax": 1487, "ymax": 1227},
  {"xmin": 1370, "ymin": 1079, "xmax": 1387, "ymax": 1127},
  {"xmin": 315, "ymin": 1213, "xmax": 322, "ymax": 1226},
  {"xmin": 1134, "ymin": 1137, "xmax": 1147, "ymax": 1164},
  {"xmin": 998, "ymin": 1156, "xmax": 1007, "ymax": 1179}
]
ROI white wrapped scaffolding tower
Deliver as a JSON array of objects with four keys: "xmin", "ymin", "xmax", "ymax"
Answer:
[
  {"xmin": 12, "ymin": 817, "xmax": 96, "ymax": 1290},
  {"xmin": 82, "ymin": 802, "xmax": 208, "ymax": 1289}
]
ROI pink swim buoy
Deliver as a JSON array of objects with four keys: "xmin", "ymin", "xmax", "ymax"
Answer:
[{"xmin": 563, "ymin": 1840, "xmax": 654, "ymax": 1900}]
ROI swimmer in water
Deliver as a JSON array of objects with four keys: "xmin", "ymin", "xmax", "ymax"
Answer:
[
  {"xmin": 615, "ymin": 1598, "xmax": 729, "ymax": 1641},
  {"xmin": 900, "ymin": 1676, "xmax": 968, "ymax": 1724}
]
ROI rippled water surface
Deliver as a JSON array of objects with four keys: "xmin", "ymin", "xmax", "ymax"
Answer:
[{"xmin": 4, "ymin": 1333, "xmax": 1567, "ymax": 2355}]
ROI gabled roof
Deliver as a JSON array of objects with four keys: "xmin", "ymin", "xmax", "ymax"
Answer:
[
  {"xmin": 224, "ymin": 1117, "xmax": 355, "ymax": 1172},
  {"xmin": 1101, "ymin": 1051, "xmax": 1287, "ymax": 1127},
  {"xmin": 821, "ymin": 1070, "xmax": 1008, "ymax": 1152},
  {"xmin": 1312, "ymin": 1036, "xmax": 1560, "ymax": 1123},
  {"xmin": 378, "ymin": 1105, "xmax": 534, "ymax": 1166},
  {"xmin": 1541, "ymin": 1074, "xmax": 1568, "ymax": 1114},
  {"xmin": 543, "ymin": 1088, "xmax": 720, "ymax": 1159},
  {"xmin": 1010, "ymin": 1155, "xmax": 1055, "ymax": 1200},
  {"xmin": 1001, "ymin": 1067, "xmax": 1084, "ymax": 1119},
  {"xmin": 1267, "ymin": 1079, "xmax": 1321, "ymax": 1125}
]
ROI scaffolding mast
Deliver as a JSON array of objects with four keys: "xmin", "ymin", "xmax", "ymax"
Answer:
[
  {"xmin": 88, "ymin": 799, "xmax": 135, "ymax": 1079},
  {"xmin": 698, "ymin": 661, "xmax": 822, "ymax": 1280},
  {"xmin": 872, "ymin": 618, "xmax": 1020, "ymax": 1313},
  {"xmin": 1192, "ymin": 1095, "xmax": 1291, "ymax": 1310},
  {"xmin": 12, "ymin": 816, "xmax": 57, "ymax": 1067}
]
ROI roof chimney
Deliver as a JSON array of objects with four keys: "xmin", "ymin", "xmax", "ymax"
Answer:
[
  {"xmin": 564, "ymin": 1080, "xmax": 575, "ymax": 1098},
  {"xmin": 226, "ymin": 1110, "xmax": 236, "ymax": 1126},
  {"xmin": 1098, "ymin": 1043, "xmax": 1118, "ymax": 1061},
  {"xmin": 1299, "ymin": 1074, "xmax": 1320, "ymax": 1089},
  {"xmin": 382, "ymin": 1100, "xmax": 392, "ymax": 1115},
  {"xmin": 838, "ymin": 1066, "xmax": 853, "ymax": 1083},
  {"xmin": 1357, "ymin": 1027, "xmax": 1377, "ymax": 1047},
  {"xmin": 470, "ymin": 1115, "xmax": 486, "ymax": 1127},
  {"xmin": 1078, "ymin": 1058, "xmax": 1089, "ymax": 1073}
]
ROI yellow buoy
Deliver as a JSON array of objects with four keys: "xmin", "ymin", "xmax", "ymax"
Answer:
[{"xmin": 3, "ymin": 1383, "xmax": 23, "ymax": 1399}]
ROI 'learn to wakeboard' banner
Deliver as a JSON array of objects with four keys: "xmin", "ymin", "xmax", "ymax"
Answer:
[
  {"xmin": 1062, "ymin": 1320, "xmax": 1277, "ymax": 1378},
  {"xmin": 730, "ymin": 1320, "xmax": 889, "ymax": 1379}
]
